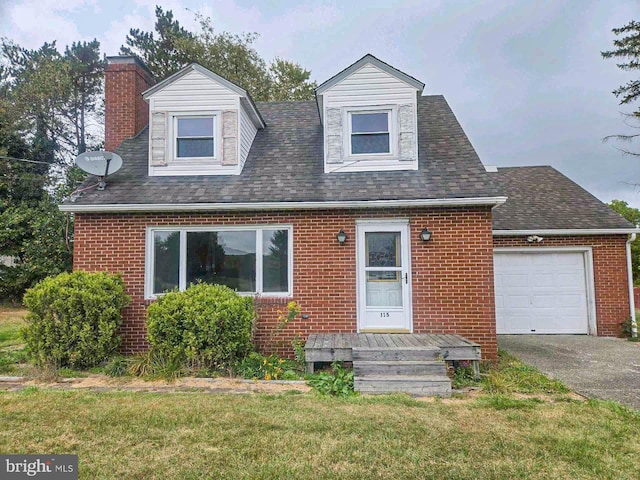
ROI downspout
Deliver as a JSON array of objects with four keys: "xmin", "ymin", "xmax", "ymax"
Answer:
[{"xmin": 626, "ymin": 233, "xmax": 637, "ymax": 338}]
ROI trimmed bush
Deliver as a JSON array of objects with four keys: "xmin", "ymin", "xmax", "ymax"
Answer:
[
  {"xmin": 22, "ymin": 271, "xmax": 130, "ymax": 368},
  {"xmin": 146, "ymin": 283, "xmax": 254, "ymax": 368}
]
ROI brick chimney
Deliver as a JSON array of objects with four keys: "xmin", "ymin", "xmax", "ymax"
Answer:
[{"xmin": 104, "ymin": 56, "xmax": 155, "ymax": 152}]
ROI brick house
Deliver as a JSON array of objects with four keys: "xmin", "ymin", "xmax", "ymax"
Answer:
[{"xmin": 61, "ymin": 54, "xmax": 637, "ymax": 362}]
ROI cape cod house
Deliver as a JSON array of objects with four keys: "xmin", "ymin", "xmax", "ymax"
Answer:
[{"xmin": 61, "ymin": 54, "xmax": 637, "ymax": 378}]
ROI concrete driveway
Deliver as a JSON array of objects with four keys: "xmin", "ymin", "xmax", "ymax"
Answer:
[{"xmin": 498, "ymin": 335, "xmax": 640, "ymax": 410}]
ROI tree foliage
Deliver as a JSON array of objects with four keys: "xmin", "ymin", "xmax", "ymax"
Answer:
[
  {"xmin": 121, "ymin": 6, "xmax": 316, "ymax": 101},
  {"xmin": 120, "ymin": 6, "xmax": 195, "ymax": 81},
  {"xmin": 602, "ymin": 20, "xmax": 640, "ymax": 155},
  {"xmin": 0, "ymin": 38, "xmax": 103, "ymax": 301},
  {"xmin": 609, "ymin": 199, "xmax": 640, "ymax": 284}
]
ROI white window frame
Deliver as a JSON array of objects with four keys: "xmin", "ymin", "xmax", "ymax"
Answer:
[
  {"xmin": 145, "ymin": 225, "xmax": 293, "ymax": 299},
  {"xmin": 170, "ymin": 112, "xmax": 220, "ymax": 165},
  {"xmin": 346, "ymin": 107, "xmax": 396, "ymax": 158}
]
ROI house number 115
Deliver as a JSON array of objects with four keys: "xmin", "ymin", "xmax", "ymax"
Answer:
[{"xmin": 379, "ymin": 312, "xmax": 390, "ymax": 318}]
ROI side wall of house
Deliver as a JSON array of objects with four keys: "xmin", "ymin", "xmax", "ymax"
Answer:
[
  {"xmin": 493, "ymin": 235, "xmax": 630, "ymax": 336},
  {"xmin": 73, "ymin": 206, "xmax": 497, "ymax": 360}
]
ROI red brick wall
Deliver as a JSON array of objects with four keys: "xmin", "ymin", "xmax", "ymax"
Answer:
[
  {"xmin": 104, "ymin": 59, "xmax": 153, "ymax": 152},
  {"xmin": 73, "ymin": 207, "xmax": 498, "ymax": 360},
  {"xmin": 493, "ymin": 235, "xmax": 631, "ymax": 336}
]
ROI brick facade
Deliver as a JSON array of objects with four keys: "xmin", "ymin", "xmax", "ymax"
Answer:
[
  {"xmin": 493, "ymin": 235, "xmax": 631, "ymax": 336},
  {"xmin": 73, "ymin": 207, "xmax": 499, "ymax": 360},
  {"xmin": 104, "ymin": 58, "xmax": 154, "ymax": 152}
]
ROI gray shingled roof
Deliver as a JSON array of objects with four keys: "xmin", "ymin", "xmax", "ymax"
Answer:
[
  {"xmin": 64, "ymin": 96, "xmax": 501, "ymax": 207},
  {"xmin": 492, "ymin": 166, "xmax": 634, "ymax": 231}
]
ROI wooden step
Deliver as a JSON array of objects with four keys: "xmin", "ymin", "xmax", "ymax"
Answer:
[
  {"xmin": 352, "ymin": 346, "xmax": 441, "ymax": 361},
  {"xmin": 353, "ymin": 360, "xmax": 447, "ymax": 377},
  {"xmin": 354, "ymin": 375, "xmax": 452, "ymax": 396}
]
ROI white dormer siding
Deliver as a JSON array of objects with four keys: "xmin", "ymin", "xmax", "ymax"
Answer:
[
  {"xmin": 317, "ymin": 57, "xmax": 423, "ymax": 174},
  {"xmin": 143, "ymin": 65, "xmax": 263, "ymax": 176},
  {"xmin": 239, "ymin": 105, "xmax": 258, "ymax": 170}
]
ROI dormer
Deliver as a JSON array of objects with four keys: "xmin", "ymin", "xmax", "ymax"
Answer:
[
  {"xmin": 142, "ymin": 64, "xmax": 265, "ymax": 176},
  {"xmin": 316, "ymin": 54, "xmax": 424, "ymax": 173}
]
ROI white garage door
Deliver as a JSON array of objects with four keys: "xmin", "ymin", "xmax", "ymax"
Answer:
[{"xmin": 494, "ymin": 251, "xmax": 590, "ymax": 334}]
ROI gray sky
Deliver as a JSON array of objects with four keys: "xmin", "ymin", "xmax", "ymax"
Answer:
[{"xmin": 2, "ymin": 0, "xmax": 639, "ymax": 206}]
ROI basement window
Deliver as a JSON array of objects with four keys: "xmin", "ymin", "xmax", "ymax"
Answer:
[
  {"xmin": 349, "ymin": 111, "xmax": 391, "ymax": 155},
  {"xmin": 146, "ymin": 226, "xmax": 292, "ymax": 298},
  {"xmin": 174, "ymin": 116, "xmax": 216, "ymax": 160}
]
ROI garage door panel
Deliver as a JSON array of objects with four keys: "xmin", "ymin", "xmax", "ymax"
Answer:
[
  {"xmin": 507, "ymin": 295, "xmax": 530, "ymax": 308},
  {"xmin": 503, "ymin": 273, "xmax": 528, "ymax": 287},
  {"xmin": 531, "ymin": 294, "xmax": 555, "ymax": 308},
  {"xmin": 495, "ymin": 251, "xmax": 590, "ymax": 335},
  {"xmin": 506, "ymin": 313, "xmax": 530, "ymax": 332},
  {"xmin": 531, "ymin": 273, "xmax": 554, "ymax": 285}
]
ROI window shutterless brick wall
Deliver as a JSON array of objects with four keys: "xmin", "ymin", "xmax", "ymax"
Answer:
[
  {"xmin": 493, "ymin": 235, "xmax": 631, "ymax": 337},
  {"xmin": 73, "ymin": 207, "xmax": 498, "ymax": 360}
]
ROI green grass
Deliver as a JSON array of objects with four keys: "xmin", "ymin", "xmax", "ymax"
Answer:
[
  {"xmin": 0, "ymin": 306, "xmax": 28, "ymax": 375},
  {"xmin": 0, "ymin": 390, "xmax": 638, "ymax": 479},
  {"xmin": 0, "ymin": 305, "xmax": 26, "ymax": 349},
  {"xmin": 482, "ymin": 350, "xmax": 569, "ymax": 394}
]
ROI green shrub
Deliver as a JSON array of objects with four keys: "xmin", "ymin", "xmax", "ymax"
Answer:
[
  {"xmin": 22, "ymin": 271, "xmax": 130, "ymax": 369},
  {"xmin": 236, "ymin": 352, "xmax": 298, "ymax": 380},
  {"xmin": 308, "ymin": 362, "xmax": 355, "ymax": 397},
  {"xmin": 146, "ymin": 283, "xmax": 254, "ymax": 369}
]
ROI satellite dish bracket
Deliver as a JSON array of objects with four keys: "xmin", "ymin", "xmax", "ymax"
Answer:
[{"xmin": 97, "ymin": 156, "xmax": 112, "ymax": 191}]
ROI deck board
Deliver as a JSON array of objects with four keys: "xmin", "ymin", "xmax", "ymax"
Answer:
[{"xmin": 305, "ymin": 333, "xmax": 481, "ymax": 363}]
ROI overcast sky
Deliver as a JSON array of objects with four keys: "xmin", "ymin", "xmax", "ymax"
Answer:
[{"xmin": 2, "ymin": 0, "xmax": 639, "ymax": 206}]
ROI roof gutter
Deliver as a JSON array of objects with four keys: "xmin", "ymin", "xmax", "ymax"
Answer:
[
  {"xmin": 627, "ymin": 233, "xmax": 638, "ymax": 338},
  {"xmin": 59, "ymin": 196, "xmax": 508, "ymax": 213},
  {"xmin": 493, "ymin": 228, "xmax": 640, "ymax": 236}
]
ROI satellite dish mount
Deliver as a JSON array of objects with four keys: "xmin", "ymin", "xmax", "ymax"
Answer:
[
  {"xmin": 97, "ymin": 153, "xmax": 113, "ymax": 191},
  {"xmin": 74, "ymin": 151, "xmax": 123, "ymax": 191}
]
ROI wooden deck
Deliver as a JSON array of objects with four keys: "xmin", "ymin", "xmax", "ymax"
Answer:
[{"xmin": 305, "ymin": 333, "xmax": 481, "ymax": 364}]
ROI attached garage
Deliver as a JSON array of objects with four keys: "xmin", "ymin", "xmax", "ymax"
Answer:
[{"xmin": 494, "ymin": 249, "xmax": 595, "ymax": 335}]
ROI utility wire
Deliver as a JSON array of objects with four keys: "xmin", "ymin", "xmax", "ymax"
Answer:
[{"xmin": 0, "ymin": 155, "xmax": 51, "ymax": 165}]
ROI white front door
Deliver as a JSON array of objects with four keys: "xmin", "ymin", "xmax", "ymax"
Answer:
[{"xmin": 357, "ymin": 222, "xmax": 412, "ymax": 332}]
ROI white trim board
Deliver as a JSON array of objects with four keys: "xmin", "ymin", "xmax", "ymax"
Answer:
[
  {"xmin": 60, "ymin": 196, "xmax": 508, "ymax": 213},
  {"xmin": 493, "ymin": 228, "xmax": 640, "ymax": 236},
  {"xmin": 494, "ymin": 247, "xmax": 597, "ymax": 335}
]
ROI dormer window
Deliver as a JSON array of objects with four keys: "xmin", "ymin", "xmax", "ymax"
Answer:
[
  {"xmin": 175, "ymin": 116, "xmax": 216, "ymax": 160},
  {"xmin": 350, "ymin": 111, "xmax": 391, "ymax": 155}
]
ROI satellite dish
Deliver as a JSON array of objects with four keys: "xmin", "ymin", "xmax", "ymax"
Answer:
[{"xmin": 75, "ymin": 151, "xmax": 123, "ymax": 190}]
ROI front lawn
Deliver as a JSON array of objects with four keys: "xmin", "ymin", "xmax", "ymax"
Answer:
[
  {"xmin": 2, "ymin": 302, "xmax": 639, "ymax": 478},
  {"xmin": 0, "ymin": 305, "xmax": 26, "ymax": 349},
  {"xmin": 0, "ymin": 305, "xmax": 28, "ymax": 375},
  {"xmin": 1, "ymin": 389, "xmax": 639, "ymax": 479}
]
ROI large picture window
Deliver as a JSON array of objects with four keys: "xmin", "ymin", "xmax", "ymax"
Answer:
[{"xmin": 147, "ymin": 226, "xmax": 292, "ymax": 297}]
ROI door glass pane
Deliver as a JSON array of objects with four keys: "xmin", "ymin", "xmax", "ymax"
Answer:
[
  {"xmin": 366, "ymin": 232, "xmax": 400, "ymax": 267},
  {"xmin": 153, "ymin": 231, "xmax": 180, "ymax": 294},
  {"xmin": 186, "ymin": 231, "xmax": 256, "ymax": 292},
  {"xmin": 366, "ymin": 271, "xmax": 402, "ymax": 307},
  {"xmin": 263, "ymin": 229, "xmax": 289, "ymax": 293},
  {"xmin": 352, "ymin": 113, "xmax": 388, "ymax": 133}
]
